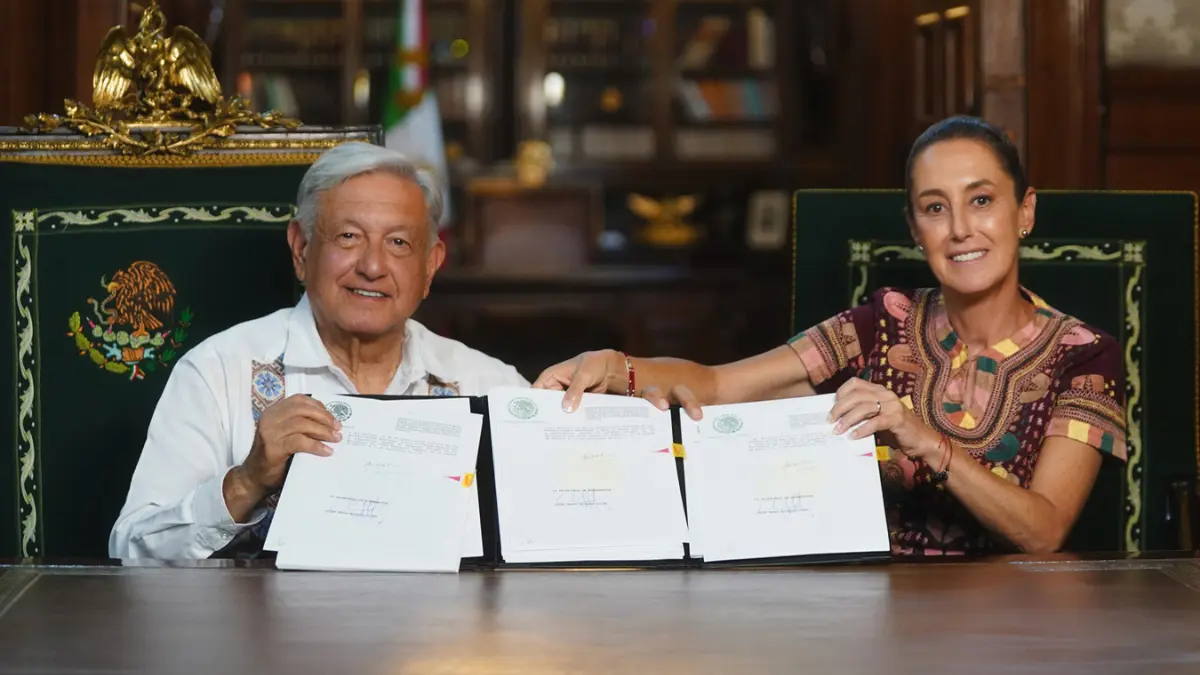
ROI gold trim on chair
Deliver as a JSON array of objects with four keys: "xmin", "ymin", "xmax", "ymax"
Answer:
[
  {"xmin": 846, "ymin": 238, "xmax": 1147, "ymax": 552},
  {"xmin": 0, "ymin": 129, "xmax": 378, "ymax": 168}
]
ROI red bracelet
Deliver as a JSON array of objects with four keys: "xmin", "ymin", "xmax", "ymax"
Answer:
[
  {"xmin": 932, "ymin": 433, "xmax": 952, "ymax": 482},
  {"xmin": 938, "ymin": 434, "xmax": 952, "ymax": 472},
  {"xmin": 619, "ymin": 351, "xmax": 635, "ymax": 396}
]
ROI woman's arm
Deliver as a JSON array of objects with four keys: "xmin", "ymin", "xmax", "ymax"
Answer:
[
  {"xmin": 934, "ymin": 435, "xmax": 1101, "ymax": 553},
  {"xmin": 659, "ymin": 346, "xmax": 817, "ymax": 404},
  {"xmin": 532, "ymin": 346, "xmax": 815, "ymax": 414},
  {"xmin": 831, "ymin": 377, "xmax": 1104, "ymax": 553},
  {"xmin": 536, "ymin": 296, "xmax": 881, "ymax": 413},
  {"xmin": 947, "ymin": 333, "xmax": 1124, "ymax": 552}
]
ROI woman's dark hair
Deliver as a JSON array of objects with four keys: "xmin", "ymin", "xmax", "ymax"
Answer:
[{"xmin": 904, "ymin": 115, "xmax": 1028, "ymax": 215}]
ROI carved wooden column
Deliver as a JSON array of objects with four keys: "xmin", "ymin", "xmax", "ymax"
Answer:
[
  {"xmin": 978, "ymin": 0, "xmax": 1025, "ymax": 160},
  {"xmin": 1026, "ymin": 0, "xmax": 1104, "ymax": 188}
]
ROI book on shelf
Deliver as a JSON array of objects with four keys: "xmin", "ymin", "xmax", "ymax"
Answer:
[
  {"xmin": 677, "ymin": 11, "xmax": 776, "ymax": 71},
  {"xmin": 678, "ymin": 16, "xmax": 731, "ymax": 70},
  {"xmin": 676, "ymin": 79, "xmax": 779, "ymax": 122},
  {"xmin": 675, "ymin": 128, "xmax": 776, "ymax": 160}
]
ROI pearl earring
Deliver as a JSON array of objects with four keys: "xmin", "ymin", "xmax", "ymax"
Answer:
[{"xmin": 1020, "ymin": 229, "xmax": 1029, "ymax": 238}]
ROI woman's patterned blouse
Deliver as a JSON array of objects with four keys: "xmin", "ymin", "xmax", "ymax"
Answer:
[{"xmin": 788, "ymin": 287, "xmax": 1127, "ymax": 555}]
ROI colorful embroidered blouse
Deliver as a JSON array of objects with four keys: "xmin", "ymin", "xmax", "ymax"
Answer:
[{"xmin": 788, "ymin": 287, "xmax": 1127, "ymax": 556}]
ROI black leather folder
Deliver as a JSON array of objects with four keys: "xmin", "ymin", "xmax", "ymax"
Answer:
[{"xmin": 349, "ymin": 394, "xmax": 892, "ymax": 570}]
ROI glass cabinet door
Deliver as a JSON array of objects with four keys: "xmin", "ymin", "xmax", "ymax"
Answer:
[
  {"xmin": 671, "ymin": 0, "xmax": 780, "ymax": 162},
  {"xmin": 236, "ymin": 0, "xmax": 347, "ymax": 124},
  {"xmin": 537, "ymin": 0, "xmax": 658, "ymax": 164}
]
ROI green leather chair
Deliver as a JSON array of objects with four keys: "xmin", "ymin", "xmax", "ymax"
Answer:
[
  {"xmin": 0, "ymin": 126, "xmax": 378, "ymax": 560},
  {"xmin": 791, "ymin": 189, "xmax": 1199, "ymax": 554}
]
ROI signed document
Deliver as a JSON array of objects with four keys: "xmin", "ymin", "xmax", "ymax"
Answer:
[
  {"xmin": 272, "ymin": 396, "xmax": 483, "ymax": 572},
  {"xmin": 681, "ymin": 394, "xmax": 890, "ymax": 563},
  {"xmin": 487, "ymin": 387, "xmax": 689, "ymax": 563}
]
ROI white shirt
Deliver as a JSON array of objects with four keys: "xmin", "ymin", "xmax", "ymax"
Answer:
[{"xmin": 109, "ymin": 294, "xmax": 529, "ymax": 559}]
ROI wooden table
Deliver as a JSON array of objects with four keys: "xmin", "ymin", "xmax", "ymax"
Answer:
[{"xmin": 2, "ymin": 555, "xmax": 1199, "ymax": 674}]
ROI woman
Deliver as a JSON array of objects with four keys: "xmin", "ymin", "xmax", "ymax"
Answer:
[{"xmin": 533, "ymin": 116, "xmax": 1127, "ymax": 556}]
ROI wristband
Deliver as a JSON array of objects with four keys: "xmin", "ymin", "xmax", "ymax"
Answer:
[
  {"xmin": 931, "ymin": 433, "xmax": 952, "ymax": 483},
  {"xmin": 619, "ymin": 351, "xmax": 635, "ymax": 396}
]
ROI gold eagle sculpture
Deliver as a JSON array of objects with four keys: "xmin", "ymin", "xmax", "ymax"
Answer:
[
  {"xmin": 93, "ymin": 5, "xmax": 221, "ymax": 117},
  {"xmin": 628, "ymin": 193, "xmax": 703, "ymax": 247},
  {"xmin": 23, "ymin": 0, "xmax": 299, "ymax": 155}
]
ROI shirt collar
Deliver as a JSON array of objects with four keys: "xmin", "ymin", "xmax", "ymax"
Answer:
[
  {"xmin": 405, "ymin": 318, "xmax": 454, "ymax": 386},
  {"xmin": 282, "ymin": 293, "xmax": 332, "ymax": 369},
  {"xmin": 282, "ymin": 293, "xmax": 452, "ymax": 390}
]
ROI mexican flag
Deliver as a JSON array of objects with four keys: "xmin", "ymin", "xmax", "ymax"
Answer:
[{"xmin": 383, "ymin": 0, "xmax": 451, "ymax": 229}]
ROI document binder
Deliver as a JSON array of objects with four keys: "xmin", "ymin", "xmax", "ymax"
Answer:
[{"xmin": 349, "ymin": 394, "xmax": 891, "ymax": 570}]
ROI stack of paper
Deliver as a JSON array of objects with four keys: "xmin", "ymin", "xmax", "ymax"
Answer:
[
  {"xmin": 681, "ymin": 394, "xmax": 891, "ymax": 563},
  {"xmin": 269, "ymin": 395, "xmax": 484, "ymax": 572},
  {"xmin": 487, "ymin": 388, "xmax": 689, "ymax": 564},
  {"xmin": 263, "ymin": 388, "xmax": 891, "ymax": 571}
]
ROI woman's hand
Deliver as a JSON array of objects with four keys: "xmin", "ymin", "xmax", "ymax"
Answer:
[
  {"xmin": 641, "ymin": 384, "xmax": 705, "ymax": 420},
  {"xmin": 533, "ymin": 349, "xmax": 628, "ymax": 411},
  {"xmin": 533, "ymin": 350, "xmax": 710, "ymax": 419},
  {"xmin": 828, "ymin": 378, "xmax": 941, "ymax": 461}
]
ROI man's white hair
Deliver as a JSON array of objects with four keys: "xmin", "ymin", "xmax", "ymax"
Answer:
[{"xmin": 294, "ymin": 141, "xmax": 445, "ymax": 246}]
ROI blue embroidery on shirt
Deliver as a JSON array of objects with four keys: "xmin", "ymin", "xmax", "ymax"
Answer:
[{"xmin": 250, "ymin": 352, "xmax": 286, "ymax": 422}]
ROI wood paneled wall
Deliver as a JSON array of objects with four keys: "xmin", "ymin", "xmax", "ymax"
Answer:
[
  {"xmin": 889, "ymin": 0, "xmax": 1200, "ymax": 195},
  {"xmin": 0, "ymin": 0, "xmax": 129, "ymax": 126},
  {"xmin": 1104, "ymin": 67, "xmax": 1200, "ymax": 192},
  {"xmin": 0, "ymin": 0, "xmax": 75, "ymax": 126}
]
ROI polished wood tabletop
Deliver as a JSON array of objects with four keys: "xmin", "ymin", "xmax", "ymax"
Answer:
[{"xmin": 1, "ymin": 555, "xmax": 1199, "ymax": 675}]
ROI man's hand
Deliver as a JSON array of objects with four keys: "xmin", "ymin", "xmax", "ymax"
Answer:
[{"xmin": 222, "ymin": 394, "xmax": 341, "ymax": 521}]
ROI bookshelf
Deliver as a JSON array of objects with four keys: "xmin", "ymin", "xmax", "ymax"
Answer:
[
  {"xmin": 220, "ymin": 0, "xmax": 844, "ymax": 270},
  {"xmin": 529, "ymin": 0, "xmax": 661, "ymax": 164},
  {"xmin": 224, "ymin": 0, "xmax": 843, "ymax": 185},
  {"xmin": 517, "ymin": 0, "xmax": 843, "ymax": 185},
  {"xmin": 225, "ymin": 0, "xmax": 508, "ymax": 176},
  {"xmin": 673, "ymin": 1, "xmax": 781, "ymax": 162}
]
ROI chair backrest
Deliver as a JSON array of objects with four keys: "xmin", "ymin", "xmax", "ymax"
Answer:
[
  {"xmin": 0, "ymin": 126, "xmax": 379, "ymax": 560},
  {"xmin": 791, "ymin": 189, "xmax": 1198, "ymax": 554}
]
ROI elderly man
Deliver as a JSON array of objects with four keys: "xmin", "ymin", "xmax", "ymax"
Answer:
[{"xmin": 110, "ymin": 142, "xmax": 528, "ymax": 559}]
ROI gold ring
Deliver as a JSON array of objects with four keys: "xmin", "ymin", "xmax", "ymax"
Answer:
[{"xmin": 875, "ymin": 400, "xmax": 882, "ymax": 416}]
